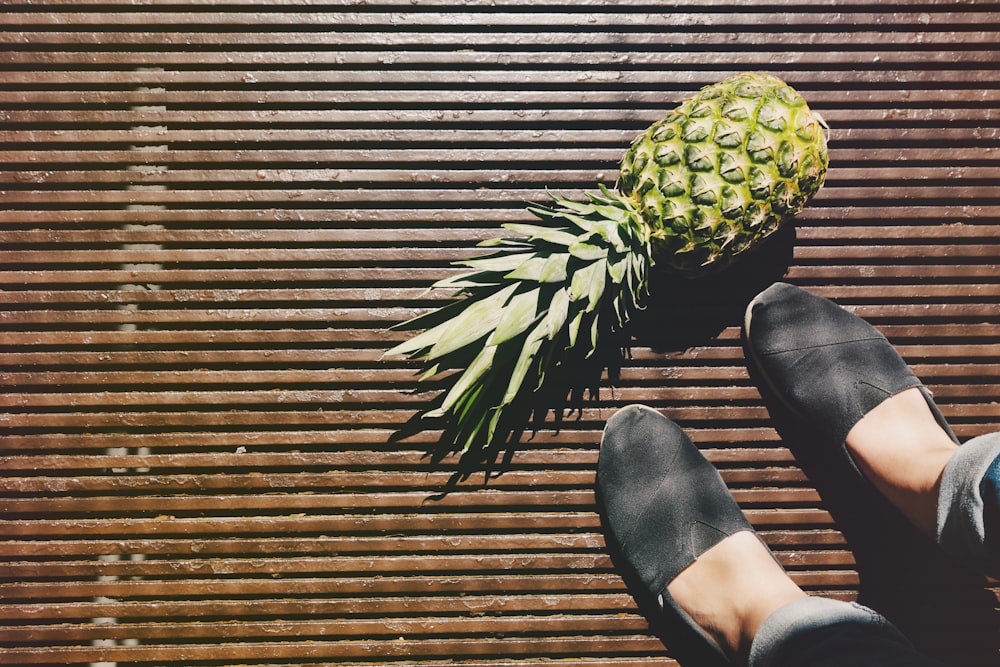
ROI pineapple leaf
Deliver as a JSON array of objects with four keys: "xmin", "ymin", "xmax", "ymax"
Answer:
[
  {"xmin": 587, "ymin": 311, "xmax": 601, "ymax": 356},
  {"xmin": 485, "ymin": 407, "xmax": 505, "ymax": 448},
  {"xmin": 538, "ymin": 253, "xmax": 570, "ymax": 283},
  {"xmin": 490, "ymin": 287, "xmax": 542, "ymax": 345},
  {"xmin": 426, "ymin": 342, "xmax": 497, "ymax": 418},
  {"xmin": 388, "ymin": 186, "xmax": 654, "ymax": 469},
  {"xmin": 385, "ymin": 317, "xmax": 457, "ymax": 358},
  {"xmin": 529, "ymin": 200, "xmax": 603, "ymax": 235},
  {"xmin": 451, "ymin": 339, "xmax": 525, "ymax": 453},
  {"xmin": 388, "ymin": 326, "xmax": 451, "ymax": 359},
  {"xmin": 567, "ymin": 308, "xmax": 585, "ymax": 348},
  {"xmin": 541, "ymin": 287, "xmax": 571, "ymax": 340},
  {"xmin": 425, "ymin": 283, "xmax": 517, "ymax": 358},
  {"xmin": 500, "ymin": 286, "xmax": 573, "ymax": 406},
  {"xmin": 503, "ymin": 331, "xmax": 545, "ymax": 406},
  {"xmin": 431, "ymin": 271, "xmax": 503, "ymax": 290},
  {"xmin": 504, "ymin": 254, "xmax": 568, "ymax": 283},
  {"xmin": 457, "ymin": 251, "xmax": 531, "ymax": 274},
  {"xmin": 586, "ymin": 265, "xmax": 608, "ymax": 313},
  {"xmin": 568, "ymin": 260, "xmax": 604, "ymax": 304},
  {"xmin": 431, "ymin": 275, "xmax": 502, "ymax": 290},
  {"xmin": 503, "ymin": 256, "xmax": 546, "ymax": 281},
  {"xmin": 568, "ymin": 241, "xmax": 607, "ymax": 261},
  {"xmin": 475, "ymin": 237, "xmax": 506, "ymax": 248},
  {"xmin": 591, "ymin": 219, "xmax": 626, "ymax": 253},
  {"xmin": 419, "ymin": 363, "xmax": 441, "ymax": 381},
  {"xmin": 608, "ymin": 255, "xmax": 628, "ymax": 284},
  {"xmin": 503, "ymin": 222, "xmax": 578, "ymax": 247},
  {"xmin": 477, "ymin": 236, "xmax": 531, "ymax": 249}
]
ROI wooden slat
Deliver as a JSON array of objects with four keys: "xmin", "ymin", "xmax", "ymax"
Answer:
[
  {"xmin": 1, "ymin": 2, "xmax": 998, "ymax": 666},
  {"xmin": 2, "ymin": 10, "xmax": 995, "ymax": 26}
]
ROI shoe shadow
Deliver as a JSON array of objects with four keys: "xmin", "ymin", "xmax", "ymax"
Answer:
[{"xmin": 745, "ymin": 350, "xmax": 1000, "ymax": 667}]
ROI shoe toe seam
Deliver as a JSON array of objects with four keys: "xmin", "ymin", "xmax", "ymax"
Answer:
[{"xmin": 753, "ymin": 334, "xmax": 888, "ymax": 357}]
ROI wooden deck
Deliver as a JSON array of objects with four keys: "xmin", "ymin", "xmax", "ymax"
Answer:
[{"xmin": 1, "ymin": 2, "xmax": 998, "ymax": 665}]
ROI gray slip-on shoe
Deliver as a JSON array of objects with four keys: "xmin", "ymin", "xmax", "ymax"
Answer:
[
  {"xmin": 597, "ymin": 404, "xmax": 761, "ymax": 664},
  {"xmin": 744, "ymin": 282, "xmax": 958, "ymax": 477}
]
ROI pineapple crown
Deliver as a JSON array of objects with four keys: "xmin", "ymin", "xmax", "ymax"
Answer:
[{"xmin": 387, "ymin": 187, "xmax": 650, "ymax": 461}]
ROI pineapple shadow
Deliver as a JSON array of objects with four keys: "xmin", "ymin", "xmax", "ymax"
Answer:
[
  {"xmin": 745, "ymin": 352, "xmax": 1000, "ymax": 667},
  {"xmin": 630, "ymin": 223, "xmax": 796, "ymax": 353}
]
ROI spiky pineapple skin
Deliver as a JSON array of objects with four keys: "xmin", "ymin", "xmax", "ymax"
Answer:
[{"xmin": 618, "ymin": 73, "xmax": 828, "ymax": 274}]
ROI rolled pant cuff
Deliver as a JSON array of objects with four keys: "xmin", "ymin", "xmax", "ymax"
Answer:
[
  {"xmin": 748, "ymin": 597, "xmax": 904, "ymax": 667},
  {"xmin": 936, "ymin": 431, "xmax": 1000, "ymax": 579}
]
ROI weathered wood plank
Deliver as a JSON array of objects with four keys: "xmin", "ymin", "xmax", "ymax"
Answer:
[{"xmin": 2, "ymin": 2, "xmax": 998, "ymax": 665}]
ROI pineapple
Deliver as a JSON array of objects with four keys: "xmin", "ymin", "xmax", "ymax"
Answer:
[{"xmin": 386, "ymin": 73, "xmax": 828, "ymax": 459}]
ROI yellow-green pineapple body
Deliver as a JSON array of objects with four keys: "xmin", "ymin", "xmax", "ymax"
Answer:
[{"xmin": 619, "ymin": 73, "xmax": 828, "ymax": 274}]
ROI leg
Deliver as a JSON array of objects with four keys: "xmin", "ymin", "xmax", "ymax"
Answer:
[
  {"xmin": 937, "ymin": 431, "xmax": 1000, "ymax": 577},
  {"xmin": 845, "ymin": 386, "xmax": 958, "ymax": 538},
  {"xmin": 745, "ymin": 282, "xmax": 1000, "ymax": 578},
  {"xmin": 597, "ymin": 405, "xmax": 947, "ymax": 666},
  {"xmin": 666, "ymin": 531, "xmax": 805, "ymax": 662},
  {"xmin": 848, "ymin": 389, "xmax": 1000, "ymax": 576},
  {"xmin": 751, "ymin": 597, "xmax": 948, "ymax": 667},
  {"xmin": 597, "ymin": 404, "xmax": 761, "ymax": 663}
]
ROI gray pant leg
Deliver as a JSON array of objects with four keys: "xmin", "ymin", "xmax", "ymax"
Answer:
[
  {"xmin": 749, "ymin": 597, "xmax": 944, "ymax": 667},
  {"xmin": 936, "ymin": 431, "xmax": 1000, "ymax": 579}
]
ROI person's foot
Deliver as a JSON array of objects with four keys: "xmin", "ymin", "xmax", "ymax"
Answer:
[
  {"xmin": 597, "ymin": 405, "xmax": 806, "ymax": 664},
  {"xmin": 743, "ymin": 282, "xmax": 959, "ymax": 539},
  {"xmin": 846, "ymin": 386, "xmax": 959, "ymax": 537},
  {"xmin": 667, "ymin": 531, "xmax": 806, "ymax": 663}
]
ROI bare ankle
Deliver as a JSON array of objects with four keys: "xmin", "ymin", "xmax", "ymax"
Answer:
[
  {"xmin": 846, "ymin": 387, "xmax": 958, "ymax": 536},
  {"xmin": 666, "ymin": 531, "xmax": 806, "ymax": 664}
]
